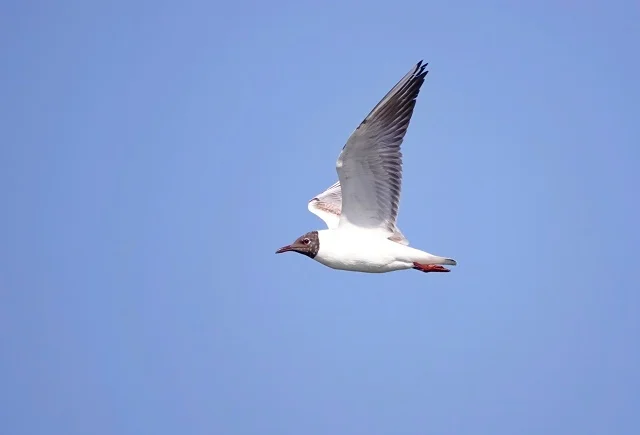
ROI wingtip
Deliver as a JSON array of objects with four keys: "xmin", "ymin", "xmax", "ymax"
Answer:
[{"xmin": 413, "ymin": 60, "xmax": 429, "ymax": 79}]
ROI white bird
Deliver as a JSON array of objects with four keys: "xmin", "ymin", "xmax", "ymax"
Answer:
[{"xmin": 276, "ymin": 61, "xmax": 457, "ymax": 274}]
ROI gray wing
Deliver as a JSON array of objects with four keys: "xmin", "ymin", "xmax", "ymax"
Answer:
[{"xmin": 336, "ymin": 61, "xmax": 428, "ymax": 236}]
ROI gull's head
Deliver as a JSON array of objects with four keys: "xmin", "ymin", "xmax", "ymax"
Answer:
[{"xmin": 275, "ymin": 231, "xmax": 319, "ymax": 259}]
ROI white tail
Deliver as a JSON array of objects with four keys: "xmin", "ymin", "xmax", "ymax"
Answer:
[
  {"xmin": 427, "ymin": 255, "xmax": 457, "ymax": 266},
  {"xmin": 397, "ymin": 244, "xmax": 457, "ymax": 267}
]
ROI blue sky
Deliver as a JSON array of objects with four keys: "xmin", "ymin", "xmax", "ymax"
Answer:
[{"xmin": 1, "ymin": 1, "xmax": 639, "ymax": 434}]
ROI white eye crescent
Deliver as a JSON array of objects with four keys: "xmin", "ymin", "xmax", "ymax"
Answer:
[{"xmin": 302, "ymin": 238, "xmax": 310, "ymax": 245}]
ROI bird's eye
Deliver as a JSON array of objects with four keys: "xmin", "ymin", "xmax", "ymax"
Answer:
[{"xmin": 302, "ymin": 238, "xmax": 310, "ymax": 245}]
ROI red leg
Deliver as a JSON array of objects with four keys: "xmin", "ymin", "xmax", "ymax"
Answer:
[{"xmin": 413, "ymin": 262, "xmax": 450, "ymax": 273}]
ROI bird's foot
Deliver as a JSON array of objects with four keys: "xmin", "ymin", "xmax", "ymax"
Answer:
[{"xmin": 412, "ymin": 263, "xmax": 450, "ymax": 273}]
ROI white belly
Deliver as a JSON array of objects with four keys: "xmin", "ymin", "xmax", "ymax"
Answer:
[{"xmin": 314, "ymin": 230, "xmax": 415, "ymax": 273}]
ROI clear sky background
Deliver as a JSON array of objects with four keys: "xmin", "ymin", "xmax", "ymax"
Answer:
[{"xmin": 1, "ymin": 1, "xmax": 639, "ymax": 434}]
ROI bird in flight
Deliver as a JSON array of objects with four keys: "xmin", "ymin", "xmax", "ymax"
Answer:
[{"xmin": 276, "ymin": 61, "xmax": 457, "ymax": 274}]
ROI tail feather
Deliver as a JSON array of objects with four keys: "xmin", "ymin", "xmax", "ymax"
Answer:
[
  {"xmin": 423, "ymin": 255, "xmax": 457, "ymax": 266},
  {"xmin": 396, "ymin": 244, "xmax": 457, "ymax": 268},
  {"xmin": 411, "ymin": 255, "xmax": 457, "ymax": 274}
]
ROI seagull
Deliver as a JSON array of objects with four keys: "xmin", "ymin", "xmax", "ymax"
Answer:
[{"xmin": 276, "ymin": 61, "xmax": 457, "ymax": 274}]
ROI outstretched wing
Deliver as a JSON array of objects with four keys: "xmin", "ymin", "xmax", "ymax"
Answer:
[
  {"xmin": 307, "ymin": 181, "xmax": 342, "ymax": 229},
  {"xmin": 336, "ymin": 61, "xmax": 427, "ymax": 240}
]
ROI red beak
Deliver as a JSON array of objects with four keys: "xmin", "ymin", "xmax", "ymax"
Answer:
[{"xmin": 275, "ymin": 245, "xmax": 293, "ymax": 254}]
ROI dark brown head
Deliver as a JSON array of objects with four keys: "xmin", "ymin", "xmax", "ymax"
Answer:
[{"xmin": 275, "ymin": 231, "xmax": 320, "ymax": 259}]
